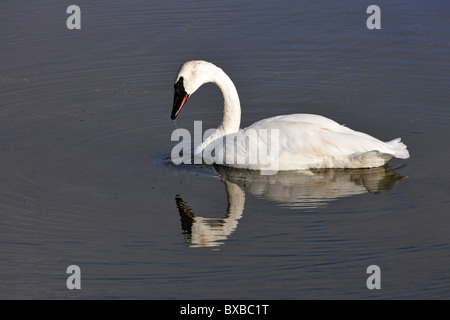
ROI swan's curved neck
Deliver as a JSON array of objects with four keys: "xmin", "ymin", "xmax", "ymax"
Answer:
[{"xmin": 211, "ymin": 67, "xmax": 241, "ymax": 135}]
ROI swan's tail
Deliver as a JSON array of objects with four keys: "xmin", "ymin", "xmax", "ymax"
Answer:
[
  {"xmin": 385, "ymin": 138, "xmax": 410, "ymax": 159},
  {"xmin": 349, "ymin": 138, "xmax": 410, "ymax": 168}
]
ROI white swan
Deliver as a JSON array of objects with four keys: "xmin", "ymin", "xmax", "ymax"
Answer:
[{"xmin": 171, "ymin": 60, "xmax": 410, "ymax": 171}]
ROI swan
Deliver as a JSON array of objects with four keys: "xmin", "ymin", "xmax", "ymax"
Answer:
[{"xmin": 171, "ymin": 60, "xmax": 410, "ymax": 171}]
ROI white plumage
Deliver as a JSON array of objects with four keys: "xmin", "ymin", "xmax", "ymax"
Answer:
[{"xmin": 171, "ymin": 60, "xmax": 409, "ymax": 171}]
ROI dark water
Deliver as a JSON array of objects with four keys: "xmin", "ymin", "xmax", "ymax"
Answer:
[{"xmin": 1, "ymin": 0, "xmax": 449, "ymax": 299}]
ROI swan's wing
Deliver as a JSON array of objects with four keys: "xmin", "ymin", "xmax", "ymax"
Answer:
[
  {"xmin": 250, "ymin": 121, "xmax": 383, "ymax": 153},
  {"xmin": 242, "ymin": 119, "xmax": 407, "ymax": 169}
]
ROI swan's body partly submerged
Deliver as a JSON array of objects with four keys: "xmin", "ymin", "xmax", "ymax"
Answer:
[{"xmin": 171, "ymin": 60, "xmax": 409, "ymax": 171}]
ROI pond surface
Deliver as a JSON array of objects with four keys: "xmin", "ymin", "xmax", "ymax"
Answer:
[{"xmin": 0, "ymin": 0, "xmax": 449, "ymax": 299}]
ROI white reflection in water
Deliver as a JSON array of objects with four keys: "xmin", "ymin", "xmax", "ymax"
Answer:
[
  {"xmin": 176, "ymin": 180, "xmax": 245, "ymax": 248},
  {"xmin": 175, "ymin": 165, "xmax": 406, "ymax": 248}
]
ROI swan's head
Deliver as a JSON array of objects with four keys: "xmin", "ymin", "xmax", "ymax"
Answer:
[{"xmin": 171, "ymin": 60, "xmax": 218, "ymax": 120}]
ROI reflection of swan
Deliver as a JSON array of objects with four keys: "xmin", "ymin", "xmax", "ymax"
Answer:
[
  {"xmin": 175, "ymin": 181, "xmax": 244, "ymax": 248},
  {"xmin": 175, "ymin": 165, "xmax": 406, "ymax": 247},
  {"xmin": 171, "ymin": 60, "xmax": 410, "ymax": 171},
  {"xmin": 214, "ymin": 165, "xmax": 406, "ymax": 209}
]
